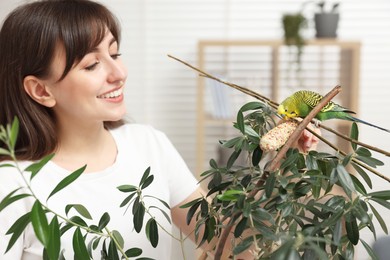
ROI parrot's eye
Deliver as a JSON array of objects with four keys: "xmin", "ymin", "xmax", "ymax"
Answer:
[{"xmin": 285, "ymin": 109, "xmax": 288, "ymax": 112}]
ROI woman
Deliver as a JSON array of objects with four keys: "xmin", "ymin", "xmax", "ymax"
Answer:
[
  {"xmin": 0, "ymin": 1, "xmax": 200, "ymax": 259},
  {"xmin": 0, "ymin": 1, "xmax": 319, "ymax": 259}
]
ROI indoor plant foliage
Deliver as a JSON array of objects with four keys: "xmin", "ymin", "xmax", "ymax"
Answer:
[
  {"xmin": 183, "ymin": 98, "xmax": 389, "ymax": 259},
  {"xmin": 0, "ymin": 118, "xmax": 171, "ymax": 260},
  {"xmin": 1, "ymin": 81, "xmax": 390, "ymax": 259}
]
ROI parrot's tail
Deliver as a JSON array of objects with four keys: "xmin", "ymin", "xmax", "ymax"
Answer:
[{"xmin": 348, "ymin": 115, "xmax": 390, "ymax": 133}]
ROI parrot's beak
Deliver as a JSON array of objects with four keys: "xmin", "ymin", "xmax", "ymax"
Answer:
[{"xmin": 277, "ymin": 104, "xmax": 286, "ymax": 116}]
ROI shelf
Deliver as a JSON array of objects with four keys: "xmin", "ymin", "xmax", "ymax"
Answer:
[{"xmin": 196, "ymin": 39, "xmax": 361, "ymax": 174}]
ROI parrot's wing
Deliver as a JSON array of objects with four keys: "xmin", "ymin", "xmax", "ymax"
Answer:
[{"xmin": 300, "ymin": 91, "xmax": 355, "ymax": 114}]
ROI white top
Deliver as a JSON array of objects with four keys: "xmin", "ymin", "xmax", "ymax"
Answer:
[{"xmin": 0, "ymin": 124, "xmax": 198, "ymax": 259}]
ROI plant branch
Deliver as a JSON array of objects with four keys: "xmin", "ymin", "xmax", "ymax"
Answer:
[{"xmin": 319, "ymin": 124, "xmax": 390, "ymax": 157}]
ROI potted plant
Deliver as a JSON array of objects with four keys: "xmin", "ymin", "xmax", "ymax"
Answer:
[{"xmin": 314, "ymin": 1, "xmax": 340, "ymax": 38}]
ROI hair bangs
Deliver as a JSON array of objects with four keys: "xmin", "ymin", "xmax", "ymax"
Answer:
[{"xmin": 57, "ymin": 1, "xmax": 121, "ymax": 80}]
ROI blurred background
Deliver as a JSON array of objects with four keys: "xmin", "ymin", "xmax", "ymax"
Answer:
[{"xmin": 1, "ymin": 1, "xmax": 390, "ymax": 259}]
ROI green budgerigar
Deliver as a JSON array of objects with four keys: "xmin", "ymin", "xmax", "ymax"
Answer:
[{"xmin": 278, "ymin": 90, "xmax": 390, "ymax": 133}]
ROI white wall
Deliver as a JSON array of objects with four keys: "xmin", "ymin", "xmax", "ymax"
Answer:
[{"xmin": 1, "ymin": 1, "xmax": 390, "ymax": 259}]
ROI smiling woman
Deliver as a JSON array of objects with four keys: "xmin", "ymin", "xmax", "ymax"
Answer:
[{"xmin": 0, "ymin": 0, "xmax": 201, "ymax": 259}]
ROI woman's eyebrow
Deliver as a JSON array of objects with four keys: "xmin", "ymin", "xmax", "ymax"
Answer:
[{"xmin": 89, "ymin": 37, "xmax": 117, "ymax": 53}]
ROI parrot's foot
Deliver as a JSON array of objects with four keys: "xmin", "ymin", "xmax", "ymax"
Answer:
[{"xmin": 313, "ymin": 119, "xmax": 321, "ymax": 128}]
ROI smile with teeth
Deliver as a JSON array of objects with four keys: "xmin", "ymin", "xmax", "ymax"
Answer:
[{"xmin": 97, "ymin": 88, "xmax": 123, "ymax": 99}]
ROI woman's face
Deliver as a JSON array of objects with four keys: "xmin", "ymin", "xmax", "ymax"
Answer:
[{"xmin": 44, "ymin": 31, "xmax": 127, "ymax": 127}]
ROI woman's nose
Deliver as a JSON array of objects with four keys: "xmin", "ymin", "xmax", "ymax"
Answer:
[{"xmin": 107, "ymin": 58, "xmax": 127, "ymax": 83}]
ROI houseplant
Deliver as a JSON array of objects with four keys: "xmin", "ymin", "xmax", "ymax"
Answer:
[
  {"xmin": 314, "ymin": 1, "xmax": 340, "ymax": 38},
  {"xmin": 281, "ymin": 2, "xmax": 309, "ymax": 86}
]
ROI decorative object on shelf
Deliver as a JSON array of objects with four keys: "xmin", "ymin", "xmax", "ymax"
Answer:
[
  {"xmin": 314, "ymin": 1, "xmax": 340, "ymax": 38},
  {"xmin": 282, "ymin": 12, "xmax": 307, "ymax": 79}
]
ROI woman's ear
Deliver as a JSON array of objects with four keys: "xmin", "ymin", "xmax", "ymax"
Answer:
[{"xmin": 23, "ymin": 75, "xmax": 56, "ymax": 107}]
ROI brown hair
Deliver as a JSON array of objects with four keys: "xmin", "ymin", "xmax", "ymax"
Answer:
[{"xmin": 0, "ymin": 0, "xmax": 124, "ymax": 161}]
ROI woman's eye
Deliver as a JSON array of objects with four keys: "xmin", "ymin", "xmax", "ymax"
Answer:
[
  {"xmin": 85, "ymin": 61, "xmax": 100, "ymax": 71},
  {"xmin": 111, "ymin": 53, "xmax": 122, "ymax": 60}
]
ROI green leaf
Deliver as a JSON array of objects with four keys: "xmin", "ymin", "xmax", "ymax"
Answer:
[
  {"xmin": 209, "ymin": 158, "xmax": 218, "ymax": 169},
  {"xmin": 47, "ymin": 165, "xmax": 86, "ymax": 200},
  {"xmin": 360, "ymin": 239, "xmax": 379, "ymax": 260},
  {"xmin": 65, "ymin": 204, "xmax": 93, "ymax": 220},
  {"xmin": 141, "ymin": 175, "xmax": 154, "ymax": 189},
  {"xmin": 98, "ymin": 212, "xmax": 110, "ymax": 231},
  {"xmin": 280, "ymin": 152, "xmax": 299, "ymax": 169},
  {"xmin": 221, "ymin": 136, "xmax": 244, "ymax": 149},
  {"xmin": 356, "ymin": 155, "xmax": 384, "ymax": 168},
  {"xmin": 144, "ymin": 195, "xmax": 170, "ymax": 209},
  {"xmin": 352, "ymin": 163, "xmax": 372, "ymax": 189},
  {"xmin": 240, "ymin": 101, "xmax": 264, "ymax": 112},
  {"xmin": 345, "ymin": 214, "xmax": 359, "ymax": 245},
  {"xmin": 217, "ymin": 189, "xmax": 244, "ymax": 201},
  {"xmin": 336, "ymin": 164, "xmax": 355, "ymax": 197},
  {"xmin": 233, "ymin": 236, "xmax": 253, "ymax": 255},
  {"xmin": 73, "ymin": 228, "xmax": 90, "ymax": 260},
  {"xmin": 370, "ymin": 197, "xmax": 390, "ymax": 210},
  {"xmin": 25, "ymin": 154, "xmax": 55, "ymax": 180},
  {"xmin": 9, "ymin": 117, "xmax": 19, "ymax": 150},
  {"xmin": 350, "ymin": 122, "xmax": 358, "ymax": 151},
  {"xmin": 149, "ymin": 206, "xmax": 171, "ymax": 224},
  {"xmin": 134, "ymin": 204, "xmax": 145, "ymax": 233},
  {"xmin": 139, "ymin": 167, "xmax": 151, "ymax": 186},
  {"xmin": 69, "ymin": 216, "xmax": 88, "ymax": 227},
  {"xmin": 350, "ymin": 174, "xmax": 367, "ymax": 195},
  {"xmin": 0, "ymin": 147, "xmax": 10, "ymax": 156},
  {"xmin": 252, "ymin": 146, "xmax": 262, "ymax": 166},
  {"xmin": 119, "ymin": 192, "xmax": 136, "ymax": 208},
  {"xmin": 5, "ymin": 212, "xmax": 31, "ymax": 253},
  {"xmin": 333, "ymin": 219, "xmax": 342, "ymax": 245},
  {"xmin": 125, "ymin": 248, "xmax": 142, "ymax": 257},
  {"xmin": 265, "ymin": 173, "xmax": 276, "ymax": 198},
  {"xmin": 186, "ymin": 200, "xmax": 201, "ymax": 225},
  {"xmin": 243, "ymin": 125, "xmax": 259, "ymax": 138},
  {"xmin": 234, "ymin": 217, "xmax": 247, "ymax": 238},
  {"xmin": 108, "ymin": 239, "xmax": 120, "ymax": 260},
  {"xmin": 368, "ymin": 190, "xmax": 390, "ymax": 200},
  {"xmin": 356, "ymin": 147, "xmax": 371, "ymax": 157},
  {"xmin": 31, "ymin": 201, "xmax": 49, "ymax": 247},
  {"xmin": 0, "ymin": 188, "xmax": 30, "ymax": 212},
  {"xmin": 111, "ymin": 230, "xmax": 124, "ymax": 249},
  {"xmin": 46, "ymin": 216, "xmax": 61, "ymax": 260},
  {"xmin": 227, "ymin": 150, "xmax": 241, "ymax": 169},
  {"xmin": 236, "ymin": 111, "xmax": 245, "ymax": 134},
  {"xmin": 369, "ymin": 203, "xmax": 388, "ymax": 234},
  {"xmin": 145, "ymin": 218, "xmax": 159, "ymax": 248},
  {"xmin": 117, "ymin": 185, "xmax": 137, "ymax": 193}
]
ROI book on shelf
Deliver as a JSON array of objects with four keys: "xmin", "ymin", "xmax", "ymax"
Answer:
[{"xmin": 206, "ymin": 77, "xmax": 233, "ymax": 120}]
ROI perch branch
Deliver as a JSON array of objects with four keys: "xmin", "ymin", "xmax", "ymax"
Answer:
[{"xmin": 318, "ymin": 124, "xmax": 390, "ymax": 157}]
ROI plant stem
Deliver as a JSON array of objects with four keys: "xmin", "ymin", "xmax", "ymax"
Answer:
[{"xmin": 104, "ymin": 227, "xmax": 129, "ymax": 260}]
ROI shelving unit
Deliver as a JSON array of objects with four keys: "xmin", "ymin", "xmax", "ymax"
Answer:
[{"xmin": 196, "ymin": 39, "xmax": 361, "ymax": 174}]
